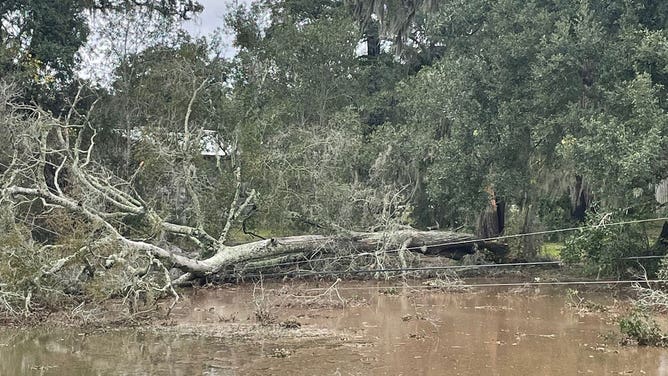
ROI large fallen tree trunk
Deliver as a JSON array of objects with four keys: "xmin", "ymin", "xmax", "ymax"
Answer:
[{"xmin": 180, "ymin": 229, "xmax": 507, "ymax": 276}]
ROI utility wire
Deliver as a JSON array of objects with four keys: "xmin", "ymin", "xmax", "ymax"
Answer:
[
  {"xmin": 623, "ymin": 255, "xmax": 667, "ymax": 260},
  {"xmin": 234, "ymin": 244, "xmax": 668, "ymax": 281},
  {"xmin": 457, "ymin": 279, "xmax": 668, "ymax": 288},
  {"xmin": 238, "ymin": 216, "xmax": 668, "ymax": 272},
  {"xmin": 236, "ymin": 254, "xmax": 668, "ymax": 280},
  {"xmin": 441, "ymin": 216, "xmax": 668, "ymax": 246},
  {"xmin": 265, "ymin": 279, "xmax": 668, "ymax": 293},
  {"xmin": 235, "ymin": 261, "xmax": 565, "ymax": 279}
]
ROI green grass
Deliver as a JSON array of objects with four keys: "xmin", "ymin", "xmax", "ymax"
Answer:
[{"xmin": 541, "ymin": 242, "xmax": 564, "ymax": 259}]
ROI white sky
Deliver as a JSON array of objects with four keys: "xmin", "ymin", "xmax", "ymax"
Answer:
[
  {"xmin": 79, "ymin": 0, "xmax": 252, "ymax": 85},
  {"xmin": 182, "ymin": 0, "xmax": 244, "ymax": 37},
  {"xmin": 182, "ymin": 0, "xmax": 253, "ymax": 57}
]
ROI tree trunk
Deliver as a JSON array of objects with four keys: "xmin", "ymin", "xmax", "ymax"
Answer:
[
  {"xmin": 175, "ymin": 228, "xmax": 508, "ymax": 277},
  {"xmin": 476, "ymin": 188, "xmax": 505, "ymax": 238},
  {"xmin": 365, "ymin": 22, "xmax": 380, "ymax": 57},
  {"xmin": 651, "ymin": 221, "xmax": 668, "ymax": 254},
  {"xmin": 570, "ymin": 175, "xmax": 590, "ymax": 222}
]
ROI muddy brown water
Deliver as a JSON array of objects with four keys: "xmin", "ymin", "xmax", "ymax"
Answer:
[{"xmin": 1, "ymin": 282, "xmax": 667, "ymax": 375}]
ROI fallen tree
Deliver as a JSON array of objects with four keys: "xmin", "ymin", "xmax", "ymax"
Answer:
[
  {"xmin": 0, "ymin": 85, "xmax": 506, "ymax": 317},
  {"xmin": 3, "ymin": 166, "xmax": 507, "ymax": 283}
]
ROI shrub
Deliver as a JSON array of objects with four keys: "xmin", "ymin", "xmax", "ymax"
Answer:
[
  {"xmin": 562, "ymin": 212, "xmax": 649, "ymax": 277},
  {"xmin": 619, "ymin": 309, "xmax": 666, "ymax": 347}
]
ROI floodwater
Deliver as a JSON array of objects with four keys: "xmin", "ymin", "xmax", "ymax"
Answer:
[{"xmin": 1, "ymin": 282, "xmax": 667, "ymax": 375}]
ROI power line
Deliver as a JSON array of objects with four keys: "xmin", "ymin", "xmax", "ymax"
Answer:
[
  {"xmin": 234, "ymin": 260, "xmax": 565, "ymax": 279},
  {"xmin": 457, "ymin": 279, "xmax": 668, "ymax": 288},
  {"xmin": 398, "ymin": 216, "xmax": 668, "ymax": 252},
  {"xmin": 267, "ymin": 279, "xmax": 668, "ymax": 293},
  {"xmin": 232, "ymin": 252, "xmax": 668, "ymax": 281},
  {"xmin": 238, "ymin": 216, "xmax": 668, "ymax": 272},
  {"xmin": 623, "ymin": 255, "xmax": 667, "ymax": 260}
]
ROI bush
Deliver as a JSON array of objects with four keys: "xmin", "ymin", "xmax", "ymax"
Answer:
[
  {"xmin": 658, "ymin": 257, "xmax": 668, "ymax": 281},
  {"xmin": 619, "ymin": 309, "xmax": 667, "ymax": 347},
  {"xmin": 561, "ymin": 212, "xmax": 649, "ymax": 277},
  {"xmin": 0, "ymin": 205, "xmax": 169, "ymax": 319}
]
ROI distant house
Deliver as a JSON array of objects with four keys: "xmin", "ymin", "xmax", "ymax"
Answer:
[
  {"xmin": 123, "ymin": 127, "xmax": 231, "ymax": 158},
  {"xmin": 199, "ymin": 129, "xmax": 232, "ymax": 158}
]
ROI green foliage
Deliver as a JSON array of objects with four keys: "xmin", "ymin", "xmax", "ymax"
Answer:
[
  {"xmin": 0, "ymin": 206, "xmax": 93, "ymax": 315},
  {"xmin": 541, "ymin": 242, "xmax": 564, "ymax": 259},
  {"xmin": 564, "ymin": 73, "xmax": 668, "ymax": 208},
  {"xmin": 658, "ymin": 257, "xmax": 668, "ymax": 282},
  {"xmin": 385, "ymin": 0, "xmax": 668, "ymax": 234},
  {"xmin": 0, "ymin": 0, "xmax": 202, "ymax": 110},
  {"xmin": 0, "ymin": 0, "xmax": 89, "ymax": 111},
  {"xmin": 90, "ymin": 33, "xmax": 237, "ymax": 237},
  {"xmin": 619, "ymin": 309, "xmax": 667, "ymax": 347},
  {"xmin": 4, "ymin": 0, "xmax": 667, "ymax": 242},
  {"xmin": 562, "ymin": 212, "xmax": 650, "ymax": 276},
  {"xmin": 229, "ymin": 1, "xmax": 413, "ymax": 233},
  {"xmin": 0, "ymin": 0, "xmax": 89, "ymax": 78},
  {"xmin": 0, "ymin": 209, "xmax": 42, "ymax": 315}
]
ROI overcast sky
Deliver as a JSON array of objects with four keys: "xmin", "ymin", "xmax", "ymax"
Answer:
[
  {"xmin": 79, "ymin": 1, "xmax": 252, "ymax": 84},
  {"xmin": 181, "ymin": 0, "xmax": 253, "ymax": 58},
  {"xmin": 183, "ymin": 0, "xmax": 250, "ymax": 37}
]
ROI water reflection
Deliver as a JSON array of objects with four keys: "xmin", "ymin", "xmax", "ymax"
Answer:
[{"xmin": 1, "ymin": 285, "xmax": 667, "ymax": 376}]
